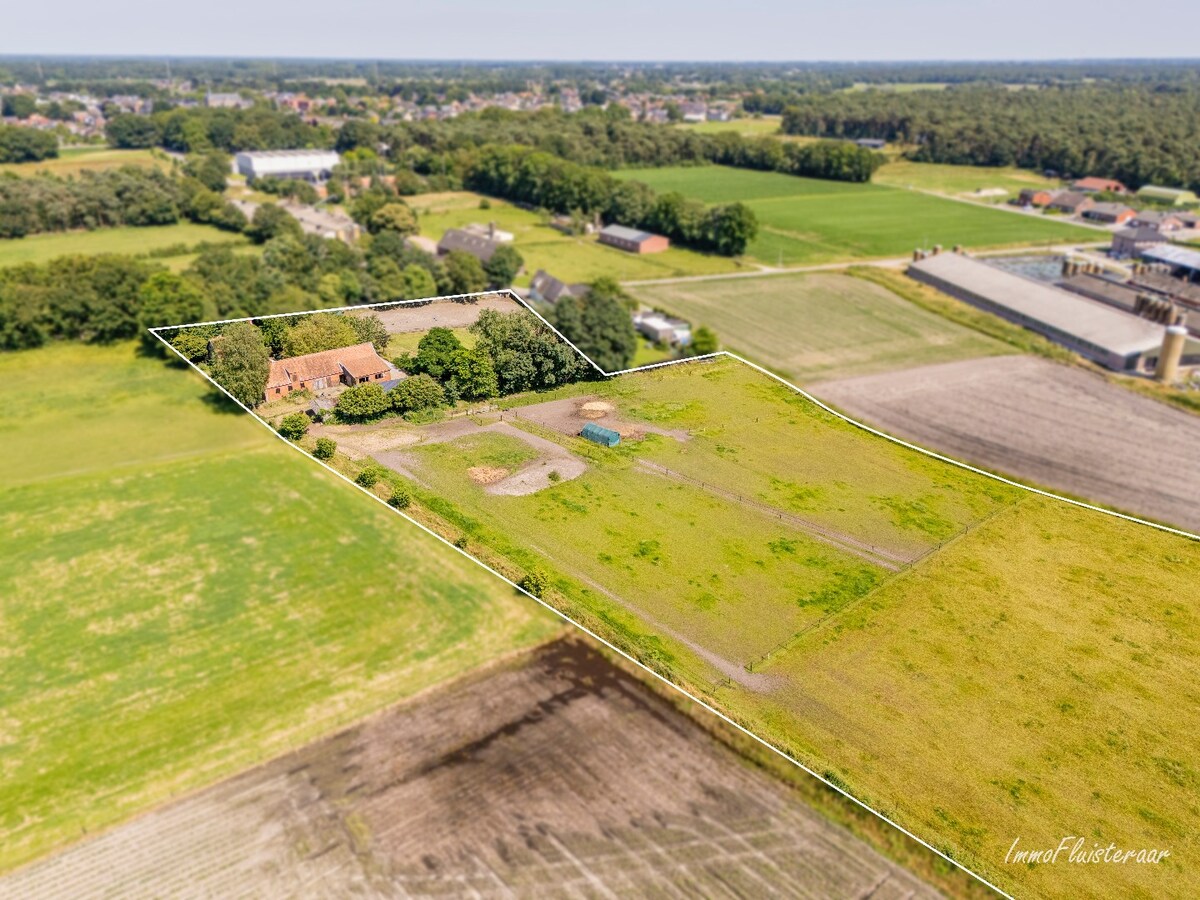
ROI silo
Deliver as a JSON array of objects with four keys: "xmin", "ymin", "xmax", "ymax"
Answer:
[{"xmin": 1155, "ymin": 325, "xmax": 1189, "ymax": 383}]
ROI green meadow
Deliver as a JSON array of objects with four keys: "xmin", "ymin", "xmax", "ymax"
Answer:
[
  {"xmin": 0, "ymin": 147, "xmax": 166, "ymax": 178},
  {"xmin": 0, "ymin": 342, "xmax": 560, "ymax": 874},
  {"xmin": 0, "ymin": 222, "xmax": 250, "ymax": 268},
  {"xmin": 614, "ymin": 165, "xmax": 1097, "ymax": 265}
]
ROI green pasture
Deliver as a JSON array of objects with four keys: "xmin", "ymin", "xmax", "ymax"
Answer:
[
  {"xmin": 0, "ymin": 147, "xmax": 166, "ymax": 178},
  {"xmin": 0, "ymin": 222, "xmax": 249, "ymax": 268},
  {"xmin": 630, "ymin": 271, "xmax": 1011, "ymax": 382},
  {"xmin": 873, "ymin": 159, "xmax": 1063, "ymax": 202},
  {"xmin": 0, "ymin": 342, "xmax": 559, "ymax": 874}
]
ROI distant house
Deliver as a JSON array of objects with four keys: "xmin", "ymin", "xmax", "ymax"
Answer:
[
  {"xmin": 235, "ymin": 149, "xmax": 340, "ymax": 183},
  {"xmin": 1047, "ymin": 191, "xmax": 1094, "ymax": 215},
  {"xmin": 1082, "ymin": 203, "xmax": 1136, "ymax": 226},
  {"xmin": 632, "ymin": 310, "xmax": 692, "ymax": 346},
  {"xmin": 1136, "ymin": 185, "xmax": 1199, "ymax": 207},
  {"xmin": 404, "ymin": 235, "xmax": 439, "ymax": 256},
  {"xmin": 282, "ymin": 203, "xmax": 361, "ymax": 243},
  {"xmin": 854, "ymin": 138, "xmax": 887, "ymax": 150},
  {"xmin": 265, "ymin": 342, "xmax": 396, "ymax": 402},
  {"xmin": 1073, "ymin": 177, "xmax": 1128, "ymax": 194},
  {"xmin": 1130, "ymin": 211, "xmax": 1183, "ymax": 232},
  {"xmin": 1176, "ymin": 213, "xmax": 1200, "ymax": 231},
  {"xmin": 206, "ymin": 92, "xmax": 252, "ymax": 110},
  {"xmin": 1110, "ymin": 226, "xmax": 1169, "ymax": 260},
  {"xmin": 528, "ymin": 269, "xmax": 589, "ymax": 305},
  {"xmin": 437, "ymin": 227, "xmax": 503, "ymax": 264},
  {"xmin": 462, "ymin": 222, "xmax": 515, "ymax": 243},
  {"xmin": 1018, "ymin": 188, "xmax": 1055, "ymax": 208},
  {"xmin": 598, "ymin": 224, "xmax": 670, "ymax": 254}
]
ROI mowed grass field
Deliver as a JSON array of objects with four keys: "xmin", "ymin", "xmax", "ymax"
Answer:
[
  {"xmin": 407, "ymin": 191, "xmax": 746, "ymax": 283},
  {"xmin": 0, "ymin": 343, "xmax": 560, "ymax": 874},
  {"xmin": 0, "ymin": 147, "xmax": 166, "ymax": 177},
  {"xmin": 362, "ymin": 355, "xmax": 1200, "ymax": 898},
  {"xmin": 0, "ymin": 222, "xmax": 250, "ymax": 268},
  {"xmin": 614, "ymin": 166, "xmax": 1097, "ymax": 265},
  {"xmin": 631, "ymin": 271, "xmax": 1011, "ymax": 382},
  {"xmin": 873, "ymin": 160, "xmax": 1063, "ymax": 203}
]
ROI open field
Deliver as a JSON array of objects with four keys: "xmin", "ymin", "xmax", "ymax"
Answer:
[
  {"xmin": 630, "ymin": 271, "xmax": 1011, "ymax": 382},
  {"xmin": 407, "ymin": 191, "xmax": 746, "ymax": 283},
  {"xmin": 811, "ymin": 355, "xmax": 1200, "ymax": 532},
  {"xmin": 614, "ymin": 165, "xmax": 1097, "ymax": 265},
  {"xmin": 0, "ymin": 147, "xmax": 166, "ymax": 177},
  {"xmin": 0, "ymin": 222, "xmax": 249, "ymax": 268},
  {"xmin": 0, "ymin": 639, "xmax": 940, "ymax": 899},
  {"xmin": 292, "ymin": 349, "xmax": 1200, "ymax": 899},
  {"xmin": 0, "ymin": 342, "xmax": 561, "ymax": 875},
  {"xmin": 873, "ymin": 160, "xmax": 1063, "ymax": 203},
  {"xmin": 673, "ymin": 115, "xmax": 784, "ymax": 136}
]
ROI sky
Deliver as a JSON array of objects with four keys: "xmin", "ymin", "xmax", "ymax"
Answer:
[{"xmin": 3, "ymin": 0, "xmax": 1199, "ymax": 61}]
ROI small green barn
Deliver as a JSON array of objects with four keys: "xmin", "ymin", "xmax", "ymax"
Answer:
[{"xmin": 580, "ymin": 422, "xmax": 621, "ymax": 447}]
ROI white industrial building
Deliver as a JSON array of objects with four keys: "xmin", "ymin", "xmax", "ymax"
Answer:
[{"xmin": 234, "ymin": 149, "xmax": 340, "ymax": 183}]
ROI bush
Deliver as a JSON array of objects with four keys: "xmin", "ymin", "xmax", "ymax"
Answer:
[
  {"xmin": 390, "ymin": 372, "xmax": 446, "ymax": 413},
  {"xmin": 335, "ymin": 383, "xmax": 391, "ymax": 422},
  {"xmin": 519, "ymin": 568, "xmax": 550, "ymax": 598},
  {"xmin": 313, "ymin": 437, "xmax": 337, "ymax": 460},
  {"xmin": 355, "ymin": 464, "xmax": 387, "ymax": 488},
  {"xmin": 277, "ymin": 413, "xmax": 309, "ymax": 441},
  {"xmin": 387, "ymin": 486, "xmax": 412, "ymax": 509},
  {"xmin": 547, "ymin": 470, "xmax": 561, "ymax": 483}
]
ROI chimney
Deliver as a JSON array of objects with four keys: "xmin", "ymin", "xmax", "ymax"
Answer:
[{"xmin": 488, "ymin": 221, "xmax": 496, "ymax": 240}]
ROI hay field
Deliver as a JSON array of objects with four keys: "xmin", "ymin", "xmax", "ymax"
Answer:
[
  {"xmin": 0, "ymin": 342, "xmax": 560, "ymax": 875},
  {"xmin": 630, "ymin": 271, "xmax": 1011, "ymax": 382},
  {"xmin": 0, "ymin": 147, "xmax": 165, "ymax": 177},
  {"xmin": 614, "ymin": 165, "xmax": 1096, "ymax": 265},
  {"xmin": 0, "ymin": 222, "xmax": 249, "ymax": 268}
]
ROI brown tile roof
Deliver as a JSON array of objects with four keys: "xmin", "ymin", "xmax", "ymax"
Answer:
[
  {"xmin": 268, "ymin": 342, "xmax": 389, "ymax": 388},
  {"xmin": 1074, "ymin": 177, "xmax": 1127, "ymax": 193}
]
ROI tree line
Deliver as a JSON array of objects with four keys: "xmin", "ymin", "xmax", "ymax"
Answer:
[
  {"xmin": 106, "ymin": 106, "xmax": 331, "ymax": 153},
  {"xmin": 0, "ymin": 125, "xmax": 58, "ymax": 164},
  {"xmin": 780, "ymin": 84, "xmax": 1200, "ymax": 192}
]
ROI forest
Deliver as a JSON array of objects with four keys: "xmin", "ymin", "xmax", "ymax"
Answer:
[{"xmin": 780, "ymin": 84, "xmax": 1200, "ymax": 191}]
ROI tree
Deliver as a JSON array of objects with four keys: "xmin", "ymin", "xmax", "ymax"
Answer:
[
  {"xmin": 387, "ymin": 485, "xmax": 412, "ymax": 509},
  {"xmin": 690, "ymin": 325, "xmax": 719, "ymax": 355},
  {"xmin": 170, "ymin": 328, "xmax": 213, "ymax": 362},
  {"xmin": 335, "ymin": 383, "xmax": 391, "ymax": 421},
  {"xmin": 283, "ymin": 312, "xmax": 360, "ymax": 356},
  {"xmin": 105, "ymin": 114, "xmax": 161, "ymax": 149},
  {"xmin": 1, "ymin": 95, "xmax": 37, "ymax": 119},
  {"xmin": 183, "ymin": 152, "xmax": 230, "ymax": 192},
  {"xmin": 136, "ymin": 272, "xmax": 210, "ymax": 353},
  {"xmin": 410, "ymin": 327, "xmax": 463, "ymax": 379},
  {"xmin": 390, "ymin": 373, "xmax": 446, "ymax": 412},
  {"xmin": 443, "ymin": 250, "xmax": 488, "ymax": 295},
  {"xmin": 395, "ymin": 263, "xmax": 437, "ymax": 300},
  {"xmin": 470, "ymin": 309, "xmax": 583, "ymax": 394},
  {"xmin": 447, "ymin": 347, "xmax": 499, "ymax": 401},
  {"xmin": 368, "ymin": 202, "xmax": 418, "ymax": 236},
  {"xmin": 348, "ymin": 313, "xmax": 389, "ymax": 352},
  {"xmin": 552, "ymin": 284, "xmax": 637, "ymax": 372},
  {"xmin": 247, "ymin": 203, "xmax": 301, "ymax": 244},
  {"xmin": 277, "ymin": 413, "xmax": 309, "ymax": 440},
  {"xmin": 483, "ymin": 244, "xmax": 524, "ymax": 288},
  {"xmin": 705, "ymin": 202, "xmax": 758, "ymax": 256},
  {"xmin": 211, "ymin": 321, "xmax": 270, "ymax": 407},
  {"xmin": 313, "ymin": 437, "xmax": 337, "ymax": 459},
  {"xmin": 519, "ymin": 568, "xmax": 550, "ymax": 597}
]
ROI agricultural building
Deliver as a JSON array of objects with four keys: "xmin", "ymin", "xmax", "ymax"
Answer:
[
  {"xmin": 1111, "ymin": 226, "xmax": 1168, "ymax": 259},
  {"xmin": 1140, "ymin": 244, "xmax": 1200, "ymax": 283},
  {"xmin": 908, "ymin": 252, "xmax": 1166, "ymax": 371},
  {"xmin": 1073, "ymin": 177, "xmax": 1128, "ymax": 194},
  {"xmin": 1047, "ymin": 191, "xmax": 1094, "ymax": 215},
  {"xmin": 1081, "ymin": 203, "xmax": 1136, "ymax": 226},
  {"xmin": 580, "ymin": 422, "xmax": 621, "ymax": 447},
  {"xmin": 234, "ymin": 149, "xmax": 340, "ymax": 183},
  {"xmin": 437, "ymin": 228, "xmax": 503, "ymax": 264},
  {"xmin": 1018, "ymin": 189, "xmax": 1055, "ymax": 207},
  {"xmin": 265, "ymin": 342, "xmax": 397, "ymax": 402},
  {"xmin": 632, "ymin": 310, "xmax": 692, "ymax": 346},
  {"xmin": 598, "ymin": 224, "xmax": 670, "ymax": 254},
  {"xmin": 1136, "ymin": 185, "xmax": 1199, "ymax": 206}
]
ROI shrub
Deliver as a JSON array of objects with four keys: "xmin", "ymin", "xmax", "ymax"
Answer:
[
  {"xmin": 313, "ymin": 437, "xmax": 337, "ymax": 460},
  {"xmin": 387, "ymin": 486, "xmax": 412, "ymax": 509},
  {"xmin": 454, "ymin": 535, "xmax": 469, "ymax": 548},
  {"xmin": 335, "ymin": 383, "xmax": 391, "ymax": 422},
  {"xmin": 277, "ymin": 413, "xmax": 309, "ymax": 441},
  {"xmin": 390, "ymin": 372, "xmax": 446, "ymax": 413},
  {"xmin": 519, "ymin": 568, "xmax": 550, "ymax": 598},
  {"xmin": 547, "ymin": 470, "xmax": 561, "ymax": 483},
  {"xmin": 355, "ymin": 464, "xmax": 387, "ymax": 488}
]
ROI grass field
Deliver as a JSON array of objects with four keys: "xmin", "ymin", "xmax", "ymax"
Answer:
[
  {"xmin": 0, "ymin": 222, "xmax": 250, "ymax": 268},
  {"xmin": 630, "ymin": 271, "xmax": 1011, "ymax": 382},
  {"xmin": 614, "ymin": 165, "xmax": 1097, "ymax": 265},
  {"xmin": 407, "ymin": 191, "xmax": 746, "ymax": 283},
  {"xmin": 0, "ymin": 342, "xmax": 560, "ymax": 875},
  {"xmin": 0, "ymin": 147, "xmax": 166, "ymax": 178},
  {"xmin": 874, "ymin": 160, "xmax": 1063, "ymax": 202},
  {"xmin": 312, "ymin": 351, "xmax": 1200, "ymax": 899}
]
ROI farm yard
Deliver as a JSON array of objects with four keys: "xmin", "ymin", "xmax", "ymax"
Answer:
[
  {"xmin": 0, "ymin": 342, "xmax": 561, "ymax": 876},
  {"xmin": 629, "ymin": 271, "xmax": 1011, "ymax": 382},
  {"xmin": 0, "ymin": 639, "xmax": 942, "ymax": 899},
  {"xmin": 811, "ymin": 355, "xmax": 1200, "ymax": 532},
  {"xmin": 613, "ymin": 165, "xmax": 1097, "ymax": 265}
]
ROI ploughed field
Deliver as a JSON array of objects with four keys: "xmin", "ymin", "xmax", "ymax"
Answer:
[
  {"xmin": 0, "ymin": 639, "xmax": 940, "ymax": 899},
  {"xmin": 336, "ymin": 354, "xmax": 1200, "ymax": 899},
  {"xmin": 613, "ymin": 165, "xmax": 1096, "ymax": 266}
]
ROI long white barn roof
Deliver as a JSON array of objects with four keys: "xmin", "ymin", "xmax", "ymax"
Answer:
[{"xmin": 235, "ymin": 149, "xmax": 340, "ymax": 175}]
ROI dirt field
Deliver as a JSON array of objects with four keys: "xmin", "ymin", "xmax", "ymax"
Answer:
[
  {"xmin": 349, "ymin": 295, "xmax": 522, "ymax": 334},
  {"xmin": 811, "ymin": 355, "xmax": 1200, "ymax": 533},
  {"xmin": 1, "ymin": 640, "xmax": 940, "ymax": 899}
]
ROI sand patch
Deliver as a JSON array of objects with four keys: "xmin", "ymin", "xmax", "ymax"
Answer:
[
  {"xmin": 468, "ymin": 466, "xmax": 509, "ymax": 485},
  {"xmin": 579, "ymin": 400, "xmax": 615, "ymax": 419}
]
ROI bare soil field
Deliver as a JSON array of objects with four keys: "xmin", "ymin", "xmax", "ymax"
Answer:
[
  {"xmin": 811, "ymin": 355, "xmax": 1200, "ymax": 533},
  {"xmin": 349, "ymin": 295, "xmax": 521, "ymax": 333},
  {"xmin": 1, "ymin": 640, "xmax": 939, "ymax": 900}
]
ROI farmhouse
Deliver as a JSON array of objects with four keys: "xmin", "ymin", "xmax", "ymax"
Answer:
[
  {"xmin": 438, "ymin": 228, "xmax": 503, "ymax": 264},
  {"xmin": 1130, "ymin": 211, "xmax": 1183, "ymax": 232},
  {"xmin": 528, "ymin": 269, "xmax": 588, "ymax": 305},
  {"xmin": 1073, "ymin": 177, "xmax": 1128, "ymax": 194},
  {"xmin": 1018, "ymin": 189, "xmax": 1055, "ymax": 207},
  {"xmin": 235, "ymin": 149, "xmax": 340, "ymax": 183},
  {"xmin": 1111, "ymin": 226, "xmax": 1168, "ymax": 260},
  {"xmin": 265, "ymin": 342, "xmax": 396, "ymax": 402},
  {"xmin": 282, "ymin": 203, "xmax": 361, "ymax": 243},
  {"xmin": 1082, "ymin": 203, "xmax": 1136, "ymax": 226},
  {"xmin": 1136, "ymin": 185, "xmax": 1199, "ymax": 206},
  {"xmin": 462, "ymin": 222, "xmax": 514, "ymax": 243},
  {"xmin": 1047, "ymin": 191, "xmax": 1094, "ymax": 215},
  {"xmin": 598, "ymin": 224, "xmax": 670, "ymax": 254},
  {"xmin": 909, "ymin": 251, "xmax": 1167, "ymax": 371}
]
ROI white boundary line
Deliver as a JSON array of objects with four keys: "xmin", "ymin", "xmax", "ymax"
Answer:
[{"xmin": 149, "ymin": 287, "xmax": 1199, "ymax": 900}]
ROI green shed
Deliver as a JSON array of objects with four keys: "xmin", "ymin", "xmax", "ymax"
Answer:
[{"xmin": 580, "ymin": 422, "xmax": 621, "ymax": 447}]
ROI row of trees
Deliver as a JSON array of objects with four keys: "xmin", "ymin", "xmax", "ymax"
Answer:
[
  {"xmin": 779, "ymin": 85, "xmax": 1200, "ymax": 192},
  {"xmin": 0, "ymin": 125, "xmax": 58, "ymax": 164},
  {"xmin": 465, "ymin": 145, "xmax": 758, "ymax": 255},
  {"xmin": 106, "ymin": 106, "xmax": 331, "ymax": 154}
]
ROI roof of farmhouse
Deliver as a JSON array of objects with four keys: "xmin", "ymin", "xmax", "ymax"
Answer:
[
  {"xmin": 600, "ymin": 224, "xmax": 657, "ymax": 242},
  {"xmin": 910, "ymin": 252, "xmax": 1166, "ymax": 358},
  {"xmin": 267, "ymin": 341, "xmax": 388, "ymax": 389}
]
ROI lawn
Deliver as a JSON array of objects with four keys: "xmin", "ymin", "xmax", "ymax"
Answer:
[
  {"xmin": 0, "ymin": 342, "xmax": 560, "ymax": 874},
  {"xmin": 407, "ymin": 191, "xmax": 746, "ymax": 283},
  {"xmin": 385, "ymin": 325, "xmax": 476, "ymax": 359},
  {"xmin": 615, "ymin": 165, "xmax": 1098, "ymax": 265},
  {"xmin": 630, "ymin": 271, "xmax": 1011, "ymax": 383},
  {"xmin": 0, "ymin": 147, "xmax": 166, "ymax": 177},
  {"xmin": 0, "ymin": 222, "xmax": 250, "ymax": 268},
  {"xmin": 873, "ymin": 159, "xmax": 1063, "ymax": 203}
]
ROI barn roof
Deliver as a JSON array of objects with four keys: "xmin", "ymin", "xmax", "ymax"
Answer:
[{"xmin": 600, "ymin": 224, "xmax": 657, "ymax": 243}]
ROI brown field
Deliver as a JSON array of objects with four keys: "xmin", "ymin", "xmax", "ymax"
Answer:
[
  {"xmin": 350, "ymin": 294, "xmax": 521, "ymax": 334},
  {"xmin": 1, "ymin": 640, "xmax": 941, "ymax": 899},
  {"xmin": 811, "ymin": 355, "xmax": 1200, "ymax": 533}
]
